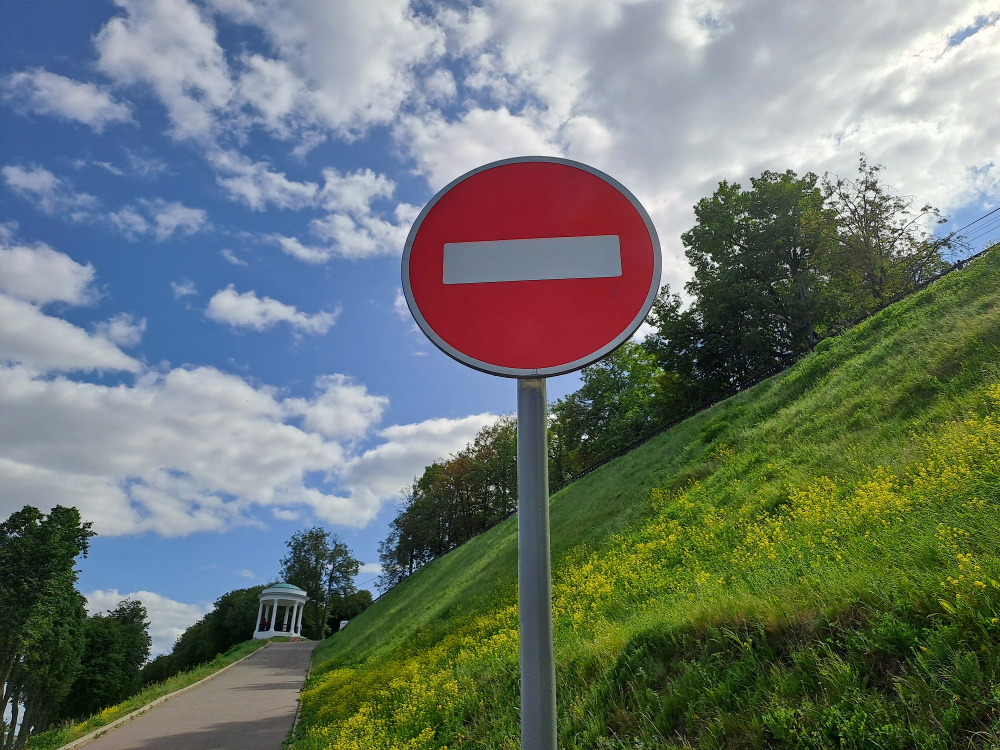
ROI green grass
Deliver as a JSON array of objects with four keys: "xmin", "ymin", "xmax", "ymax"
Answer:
[
  {"xmin": 27, "ymin": 638, "xmax": 274, "ymax": 750},
  {"xmin": 293, "ymin": 249, "xmax": 1000, "ymax": 750}
]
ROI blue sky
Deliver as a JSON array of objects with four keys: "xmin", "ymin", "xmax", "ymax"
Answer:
[{"xmin": 1, "ymin": 0, "xmax": 998, "ymax": 655}]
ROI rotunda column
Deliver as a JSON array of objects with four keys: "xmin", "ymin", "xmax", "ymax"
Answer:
[{"xmin": 254, "ymin": 600, "xmax": 264, "ymax": 632}]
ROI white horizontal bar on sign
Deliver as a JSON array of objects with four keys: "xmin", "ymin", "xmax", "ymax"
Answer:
[{"xmin": 442, "ymin": 235, "xmax": 622, "ymax": 285}]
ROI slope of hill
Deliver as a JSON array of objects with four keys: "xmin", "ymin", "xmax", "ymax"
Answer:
[{"xmin": 293, "ymin": 248, "xmax": 1000, "ymax": 750}]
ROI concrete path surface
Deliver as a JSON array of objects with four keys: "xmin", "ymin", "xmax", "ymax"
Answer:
[{"xmin": 81, "ymin": 641, "xmax": 316, "ymax": 750}]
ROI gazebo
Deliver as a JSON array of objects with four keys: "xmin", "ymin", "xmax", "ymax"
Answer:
[{"xmin": 254, "ymin": 583, "xmax": 309, "ymax": 639}]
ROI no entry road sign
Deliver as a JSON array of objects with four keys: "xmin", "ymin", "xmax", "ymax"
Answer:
[{"xmin": 402, "ymin": 156, "xmax": 661, "ymax": 377}]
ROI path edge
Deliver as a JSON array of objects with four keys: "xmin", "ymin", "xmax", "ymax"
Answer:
[
  {"xmin": 54, "ymin": 641, "xmax": 272, "ymax": 750},
  {"xmin": 284, "ymin": 642, "xmax": 317, "ymax": 749}
]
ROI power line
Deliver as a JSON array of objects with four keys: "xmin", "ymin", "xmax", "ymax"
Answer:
[{"xmin": 953, "ymin": 204, "xmax": 1000, "ymax": 234}]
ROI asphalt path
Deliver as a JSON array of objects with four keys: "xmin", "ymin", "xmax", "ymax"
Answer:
[{"xmin": 80, "ymin": 641, "xmax": 316, "ymax": 750}]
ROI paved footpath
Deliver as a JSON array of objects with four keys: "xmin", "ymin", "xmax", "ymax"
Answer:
[{"xmin": 80, "ymin": 641, "xmax": 316, "ymax": 750}]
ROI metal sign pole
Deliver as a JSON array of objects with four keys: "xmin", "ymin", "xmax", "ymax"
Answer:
[{"xmin": 517, "ymin": 377, "xmax": 556, "ymax": 750}]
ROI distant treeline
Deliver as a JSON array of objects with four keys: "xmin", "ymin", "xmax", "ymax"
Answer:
[
  {"xmin": 1, "ymin": 506, "xmax": 151, "ymax": 748},
  {"xmin": 377, "ymin": 155, "xmax": 956, "ymax": 591}
]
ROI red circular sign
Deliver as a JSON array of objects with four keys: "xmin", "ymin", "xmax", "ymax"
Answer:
[{"xmin": 402, "ymin": 157, "xmax": 661, "ymax": 377}]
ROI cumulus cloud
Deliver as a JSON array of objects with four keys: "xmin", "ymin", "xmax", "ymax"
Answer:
[
  {"xmin": 395, "ymin": 108, "xmax": 561, "ymax": 190},
  {"xmin": 2, "ymin": 165, "xmax": 98, "ymax": 219},
  {"xmin": 213, "ymin": 0, "xmax": 445, "ymax": 137},
  {"xmin": 96, "ymin": 0, "xmax": 233, "ymax": 142},
  {"xmin": 268, "ymin": 169, "xmax": 418, "ymax": 262},
  {"xmin": 206, "ymin": 284, "xmax": 338, "ymax": 334},
  {"xmin": 85, "ymin": 588, "xmax": 212, "ymax": 657},
  {"xmin": 109, "ymin": 198, "xmax": 209, "ymax": 241},
  {"xmin": 0, "ymin": 297, "xmax": 140, "ymax": 372},
  {"xmin": 171, "ymin": 279, "xmax": 198, "ymax": 298},
  {"xmin": 220, "ymin": 248, "xmax": 248, "ymax": 266},
  {"xmin": 0, "ymin": 236, "xmax": 96, "ymax": 306},
  {"xmin": 337, "ymin": 414, "xmax": 498, "ymax": 513},
  {"xmin": 284, "ymin": 374, "xmax": 388, "ymax": 442},
  {"xmin": 209, "ymin": 149, "xmax": 318, "ymax": 210},
  {"xmin": 0, "ymin": 359, "xmax": 488, "ymax": 536},
  {"xmin": 3, "ymin": 68, "xmax": 132, "ymax": 131},
  {"xmin": 95, "ymin": 313, "xmax": 146, "ymax": 347},
  {"xmin": 387, "ymin": 1, "xmax": 1000, "ymax": 292}
]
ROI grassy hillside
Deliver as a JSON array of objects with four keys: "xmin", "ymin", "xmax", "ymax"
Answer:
[{"xmin": 293, "ymin": 248, "xmax": 1000, "ymax": 750}]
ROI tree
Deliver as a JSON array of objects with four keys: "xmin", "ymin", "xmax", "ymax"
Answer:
[
  {"xmin": 280, "ymin": 528, "xmax": 361, "ymax": 639},
  {"xmin": 326, "ymin": 590, "xmax": 373, "ymax": 633},
  {"xmin": 818, "ymin": 154, "xmax": 951, "ymax": 326},
  {"xmin": 550, "ymin": 341, "xmax": 665, "ymax": 479},
  {"xmin": 376, "ymin": 416, "xmax": 519, "ymax": 590},
  {"xmin": 209, "ymin": 586, "xmax": 265, "ymax": 654},
  {"xmin": 0, "ymin": 505, "xmax": 94, "ymax": 748},
  {"xmin": 645, "ymin": 170, "xmax": 834, "ymax": 397},
  {"xmin": 58, "ymin": 600, "xmax": 151, "ymax": 721}
]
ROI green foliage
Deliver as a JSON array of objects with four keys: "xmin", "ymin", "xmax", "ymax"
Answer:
[
  {"xmin": 817, "ymin": 154, "xmax": 951, "ymax": 325},
  {"xmin": 378, "ymin": 416, "xmax": 517, "ymax": 589},
  {"xmin": 57, "ymin": 600, "xmax": 151, "ymax": 722},
  {"xmin": 550, "ymin": 342, "xmax": 664, "ymax": 482},
  {"xmin": 645, "ymin": 170, "xmax": 831, "ymax": 398},
  {"xmin": 644, "ymin": 157, "xmax": 951, "ymax": 407},
  {"xmin": 282, "ymin": 527, "xmax": 361, "ymax": 639},
  {"xmin": 291, "ymin": 249, "xmax": 1000, "ymax": 749},
  {"xmin": 0, "ymin": 505, "xmax": 94, "ymax": 748},
  {"xmin": 327, "ymin": 590, "xmax": 373, "ymax": 633}
]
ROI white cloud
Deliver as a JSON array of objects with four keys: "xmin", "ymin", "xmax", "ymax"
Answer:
[
  {"xmin": 386, "ymin": 1, "xmax": 1000, "ymax": 293},
  {"xmin": 358, "ymin": 562, "xmax": 382, "ymax": 575},
  {"xmin": 393, "ymin": 288, "xmax": 409, "ymax": 320},
  {"xmin": 213, "ymin": 0, "xmax": 445, "ymax": 137},
  {"xmin": 268, "ymin": 169, "xmax": 418, "ymax": 262},
  {"xmin": 206, "ymin": 284, "xmax": 338, "ymax": 334},
  {"xmin": 0, "ymin": 235, "xmax": 96, "ymax": 306},
  {"xmin": 0, "ymin": 296, "xmax": 140, "ymax": 373},
  {"xmin": 109, "ymin": 199, "xmax": 209, "ymax": 241},
  {"xmin": 96, "ymin": 0, "xmax": 233, "ymax": 142},
  {"xmin": 3, "ymin": 68, "xmax": 132, "ymax": 131},
  {"xmin": 220, "ymin": 248, "xmax": 247, "ymax": 266},
  {"xmin": 269, "ymin": 235, "xmax": 333, "ymax": 264},
  {"xmin": 2, "ymin": 165, "xmax": 98, "ymax": 218},
  {"xmin": 395, "ymin": 108, "xmax": 561, "ymax": 190},
  {"xmin": 95, "ymin": 313, "xmax": 146, "ymax": 348},
  {"xmin": 209, "ymin": 149, "xmax": 318, "ymax": 210},
  {"xmin": 284, "ymin": 374, "xmax": 388, "ymax": 442},
  {"xmin": 171, "ymin": 279, "xmax": 198, "ymax": 298},
  {"xmin": 0, "ymin": 363, "xmax": 409, "ymax": 535},
  {"xmin": 107, "ymin": 206, "xmax": 150, "ymax": 238},
  {"xmin": 337, "ymin": 413, "xmax": 498, "ymax": 515},
  {"xmin": 144, "ymin": 199, "xmax": 209, "ymax": 240},
  {"xmin": 235, "ymin": 569, "xmax": 255, "ymax": 579},
  {"xmin": 85, "ymin": 589, "xmax": 212, "ymax": 657}
]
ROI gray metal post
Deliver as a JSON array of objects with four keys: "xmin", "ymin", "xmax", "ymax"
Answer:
[{"xmin": 517, "ymin": 378, "xmax": 556, "ymax": 750}]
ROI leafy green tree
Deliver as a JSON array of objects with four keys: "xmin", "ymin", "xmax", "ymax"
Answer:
[
  {"xmin": 376, "ymin": 416, "xmax": 519, "ymax": 590},
  {"xmin": 209, "ymin": 586, "xmax": 265, "ymax": 653},
  {"xmin": 818, "ymin": 154, "xmax": 951, "ymax": 326},
  {"xmin": 57, "ymin": 600, "xmax": 151, "ymax": 721},
  {"xmin": 281, "ymin": 528, "xmax": 361, "ymax": 639},
  {"xmin": 0, "ymin": 505, "xmax": 94, "ymax": 748},
  {"xmin": 326, "ymin": 590, "xmax": 373, "ymax": 633},
  {"xmin": 550, "ymin": 341, "xmax": 665, "ymax": 479}
]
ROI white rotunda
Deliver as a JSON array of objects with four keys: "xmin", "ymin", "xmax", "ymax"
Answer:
[{"xmin": 254, "ymin": 582, "xmax": 309, "ymax": 639}]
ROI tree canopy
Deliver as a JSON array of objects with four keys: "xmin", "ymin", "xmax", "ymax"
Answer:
[{"xmin": 281, "ymin": 527, "xmax": 361, "ymax": 639}]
